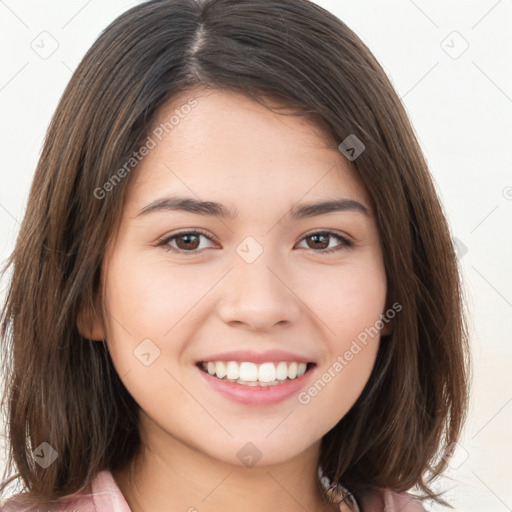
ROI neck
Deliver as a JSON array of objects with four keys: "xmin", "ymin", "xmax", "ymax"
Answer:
[{"xmin": 112, "ymin": 415, "xmax": 336, "ymax": 512}]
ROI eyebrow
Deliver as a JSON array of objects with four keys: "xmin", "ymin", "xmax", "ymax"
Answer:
[{"xmin": 136, "ymin": 194, "xmax": 369, "ymax": 220}]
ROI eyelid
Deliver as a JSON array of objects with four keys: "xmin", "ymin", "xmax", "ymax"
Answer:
[
  {"xmin": 157, "ymin": 228, "xmax": 354, "ymax": 254},
  {"xmin": 157, "ymin": 228, "xmax": 218, "ymax": 250},
  {"xmin": 297, "ymin": 230, "xmax": 353, "ymax": 253},
  {"xmin": 301, "ymin": 228, "xmax": 353, "ymax": 243}
]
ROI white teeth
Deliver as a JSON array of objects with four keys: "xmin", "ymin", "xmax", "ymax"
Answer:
[
  {"xmin": 200, "ymin": 360, "xmax": 311, "ymax": 384},
  {"xmin": 216, "ymin": 361, "xmax": 227, "ymax": 379},
  {"xmin": 226, "ymin": 361, "xmax": 239, "ymax": 380},
  {"xmin": 276, "ymin": 362, "xmax": 288, "ymax": 380},
  {"xmin": 239, "ymin": 362, "xmax": 258, "ymax": 382},
  {"xmin": 258, "ymin": 362, "xmax": 276, "ymax": 382}
]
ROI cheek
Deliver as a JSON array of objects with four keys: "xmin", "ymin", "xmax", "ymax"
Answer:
[
  {"xmin": 297, "ymin": 263, "xmax": 385, "ymax": 420},
  {"xmin": 309, "ymin": 261, "xmax": 387, "ymax": 343},
  {"xmin": 302, "ymin": 341, "xmax": 378, "ymax": 438},
  {"xmin": 101, "ymin": 253, "xmax": 194, "ymax": 408},
  {"xmin": 102, "ymin": 250, "xmax": 222, "ymax": 384},
  {"xmin": 103, "ymin": 251, "xmax": 206, "ymax": 336}
]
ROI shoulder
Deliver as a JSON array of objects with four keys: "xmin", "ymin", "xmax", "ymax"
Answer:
[
  {"xmin": 318, "ymin": 466, "xmax": 427, "ymax": 512},
  {"xmin": 359, "ymin": 488, "xmax": 427, "ymax": 512},
  {"xmin": 1, "ymin": 470, "xmax": 131, "ymax": 512},
  {"xmin": 1, "ymin": 493, "xmax": 95, "ymax": 511}
]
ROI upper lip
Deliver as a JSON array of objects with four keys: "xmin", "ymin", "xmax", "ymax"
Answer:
[{"xmin": 197, "ymin": 349, "xmax": 315, "ymax": 364}]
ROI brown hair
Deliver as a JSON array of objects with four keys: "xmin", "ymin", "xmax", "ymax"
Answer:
[{"xmin": 0, "ymin": 0, "xmax": 470, "ymax": 508}]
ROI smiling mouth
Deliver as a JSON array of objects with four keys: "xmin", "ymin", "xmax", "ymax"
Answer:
[{"xmin": 198, "ymin": 360, "xmax": 315, "ymax": 386}]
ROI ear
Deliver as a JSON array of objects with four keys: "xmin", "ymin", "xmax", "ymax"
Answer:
[
  {"xmin": 380, "ymin": 319, "xmax": 393, "ymax": 336},
  {"xmin": 379, "ymin": 305, "xmax": 396, "ymax": 336},
  {"xmin": 77, "ymin": 300, "xmax": 106, "ymax": 341}
]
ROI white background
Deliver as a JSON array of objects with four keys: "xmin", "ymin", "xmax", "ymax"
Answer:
[{"xmin": 0, "ymin": 1, "xmax": 511, "ymax": 511}]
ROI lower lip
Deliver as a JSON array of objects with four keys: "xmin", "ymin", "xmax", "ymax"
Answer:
[{"xmin": 196, "ymin": 365, "xmax": 314, "ymax": 406}]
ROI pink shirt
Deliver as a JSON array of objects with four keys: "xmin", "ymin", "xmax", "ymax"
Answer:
[{"xmin": 1, "ymin": 469, "xmax": 427, "ymax": 511}]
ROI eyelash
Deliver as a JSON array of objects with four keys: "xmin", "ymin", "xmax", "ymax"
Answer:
[{"xmin": 157, "ymin": 229, "xmax": 353, "ymax": 255}]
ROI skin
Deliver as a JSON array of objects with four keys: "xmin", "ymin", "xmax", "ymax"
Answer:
[{"xmin": 80, "ymin": 88, "xmax": 388, "ymax": 512}]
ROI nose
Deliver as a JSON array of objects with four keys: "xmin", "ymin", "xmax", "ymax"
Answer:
[{"xmin": 217, "ymin": 255, "xmax": 301, "ymax": 332}]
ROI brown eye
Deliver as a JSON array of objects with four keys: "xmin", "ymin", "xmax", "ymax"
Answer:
[
  {"xmin": 175, "ymin": 233, "xmax": 200, "ymax": 251},
  {"xmin": 306, "ymin": 233, "xmax": 330, "ymax": 250},
  {"xmin": 297, "ymin": 231, "xmax": 352, "ymax": 254},
  {"xmin": 160, "ymin": 230, "xmax": 216, "ymax": 253},
  {"xmin": 159, "ymin": 229, "xmax": 352, "ymax": 255}
]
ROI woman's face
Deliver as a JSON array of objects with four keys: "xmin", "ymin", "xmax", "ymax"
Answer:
[{"xmin": 95, "ymin": 89, "xmax": 387, "ymax": 466}]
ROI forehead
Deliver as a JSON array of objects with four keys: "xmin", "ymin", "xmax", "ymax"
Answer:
[{"xmin": 127, "ymin": 88, "xmax": 370, "ymax": 212}]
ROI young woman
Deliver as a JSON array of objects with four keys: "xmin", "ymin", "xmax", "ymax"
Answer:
[{"xmin": 0, "ymin": 1, "xmax": 470, "ymax": 511}]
